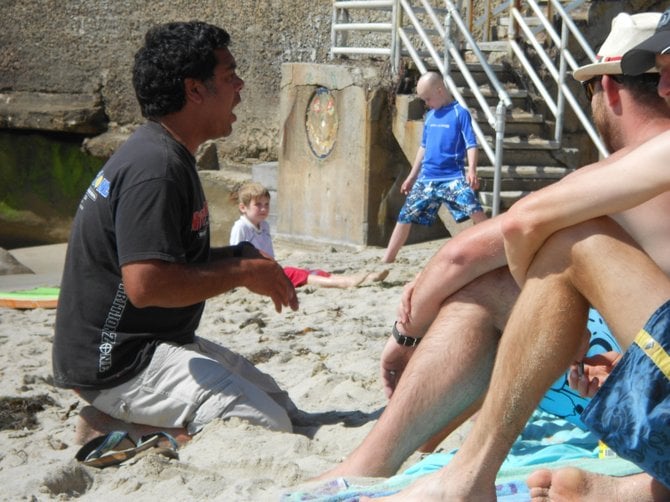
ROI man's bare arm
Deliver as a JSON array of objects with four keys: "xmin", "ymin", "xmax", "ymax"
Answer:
[
  {"xmin": 400, "ymin": 217, "xmax": 507, "ymax": 337},
  {"xmin": 122, "ymin": 252, "xmax": 298, "ymax": 313},
  {"xmin": 503, "ymin": 130, "xmax": 670, "ymax": 284}
]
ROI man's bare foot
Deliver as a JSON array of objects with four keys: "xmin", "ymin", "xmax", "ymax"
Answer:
[
  {"xmin": 360, "ymin": 468, "xmax": 496, "ymax": 502},
  {"xmin": 527, "ymin": 468, "xmax": 669, "ymax": 502},
  {"xmin": 314, "ymin": 458, "xmax": 388, "ymax": 482},
  {"xmin": 75, "ymin": 405, "xmax": 191, "ymax": 446}
]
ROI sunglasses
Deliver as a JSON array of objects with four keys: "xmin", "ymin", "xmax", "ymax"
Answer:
[
  {"xmin": 582, "ymin": 73, "xmax": 661, "ymax": 101},
  {"xmin": 582, "ymin": 77, "xmax": 603, "ymax": 102}
]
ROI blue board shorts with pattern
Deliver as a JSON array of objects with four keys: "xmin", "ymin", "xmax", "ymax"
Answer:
[
  {"xmin": 582, "ymin": 299, "xmax": 670, "ymax": 488},
  {"xmin": 398, "ymin": 179, "xmax": 483, "ymax": 225}
]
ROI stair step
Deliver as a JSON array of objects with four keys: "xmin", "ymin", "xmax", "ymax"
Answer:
[
  {"xmin": 498, "ymin": 16, "xmax": 545, "ymax": 27},
  {"xmin": 497, "ymin": 137, "xmax": 560, "ymax": 150},
  {"xmin": 478, "ymin": 165, "xmax": 572, "ymax": 178},
  {"xmin": 462, "ymin": 87, "xmax": 528, "ymax": 108},
  {"xmin": 462, "ymin": 87, "xmax": 529, "ymax": 99},
  {"xmin": 474, "ymin": 107, "xmax": 546, "ymax": 135},
  {"xmin": 478, "ymin": 143, "xmax": 578, "ymax": 168},
  {"xmin": 447, "ymin": 63, "xmax": 514, "ymax": 87},
  {"xmin": 479, "ymin": 191, "xmax": 529, "ymax": 211},
  {"xmin": 476, "ymin": 41, "xmax": 509, "ymax": 53},
  {"xmin": 477, "ymin": 165, "xmax": 573, "ymax": 192}
]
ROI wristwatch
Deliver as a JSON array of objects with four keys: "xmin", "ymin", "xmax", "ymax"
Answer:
[
  {"xmin": 392, "ymin": 321, "xmax": 421, "ymax": 347},
  {"xmin": 233, "ymin": 241, "xmax": 254, "ymax": 257}
]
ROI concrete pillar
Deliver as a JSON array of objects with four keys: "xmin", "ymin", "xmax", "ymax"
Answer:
[
  {"xmin": 277, "ymin": 63, "xmax": 398, "ymax": 247},
  {"xmin": 278, "ymin": 62, "xmax": 451, "ymax": 248}
]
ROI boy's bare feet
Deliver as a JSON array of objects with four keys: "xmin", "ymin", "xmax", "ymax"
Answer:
[
  {"xmin": 75, "ymin": 405, "xmax": 191, "ymax": 445},
  {"xmin": 362, "ymin": 269, "xmax": 390, "ymax": 284},
  {"xmin": 527, "ymin": 468, "xmax": 669, "ymax": 502}
]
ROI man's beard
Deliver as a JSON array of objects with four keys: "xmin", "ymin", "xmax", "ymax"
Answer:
[{"xmin": 592, "ymin": 93, "xmax": 619, "ymax": 152}]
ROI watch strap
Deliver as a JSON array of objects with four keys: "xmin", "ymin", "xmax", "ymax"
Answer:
[{"xmin": 392, "ymin": 321, "xmax": 421, "ymax": 347}]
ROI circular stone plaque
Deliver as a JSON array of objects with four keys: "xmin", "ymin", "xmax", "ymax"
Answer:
[{"xmin": 305, "ymin": 87, "xmax": 338, "ymax": 159}]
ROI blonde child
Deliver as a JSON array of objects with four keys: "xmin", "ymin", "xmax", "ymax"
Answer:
[{"xmin": 231, "ymin": 182, "xmax": 388, "ymax": 288}]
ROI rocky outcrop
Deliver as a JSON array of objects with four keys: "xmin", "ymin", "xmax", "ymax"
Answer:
[
  {"xmin": 0, "ymin": 92, "xmax": 107, "ymax": 135},
  {"xmin": 0, "ymin": 248, "xmax": 33, "ymax": 275}
]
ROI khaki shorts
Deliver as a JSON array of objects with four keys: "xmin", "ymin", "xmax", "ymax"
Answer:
[{"xmin": 79, "ymin": 337, "xmax": 297, "ymax": 434}]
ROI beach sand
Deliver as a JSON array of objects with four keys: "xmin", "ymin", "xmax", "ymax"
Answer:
[{"xmin": 0, "ymin": 237, "xmax": 472, "ymax": 501}]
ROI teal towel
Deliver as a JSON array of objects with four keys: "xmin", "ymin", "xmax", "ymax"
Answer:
[{"xmin": 282, "ymin": 410, "xmax": 642, "ymax": 501}]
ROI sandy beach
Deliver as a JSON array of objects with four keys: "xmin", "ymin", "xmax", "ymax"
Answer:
[{"xmin": 0, "ymin": 237, "xmax": 468, "ymax": 501}]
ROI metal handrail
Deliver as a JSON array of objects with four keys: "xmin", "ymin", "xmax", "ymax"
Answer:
[
  {"xmin": 399, "ymin": 0, "xmax": 511, "ymax": 215},
  {"xmin": 508, "ymin": 0, "xmax": 609, "ymax": 157},
  {"xmin": 330, "ymin": 0, "xmax": 511, "ymax": 215},
  {"xmin": 329, "ymin": 1, "xmax": 612, "ymax": 214}
]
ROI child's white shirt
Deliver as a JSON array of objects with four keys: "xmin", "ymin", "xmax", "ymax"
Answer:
[{"xmin": 229, "ymin": 215, "xmax": 275, "ymax": 258}]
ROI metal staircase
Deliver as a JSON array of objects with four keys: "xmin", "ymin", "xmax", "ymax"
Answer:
[{"xmin": 330, "ymin": 0, "xmax": 605, "ymax": 215}]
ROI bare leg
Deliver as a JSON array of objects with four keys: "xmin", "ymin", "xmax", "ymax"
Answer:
[
  {"xmin": 307, "ymin": 273, "xmax": 367, "ymax": 288},
  {"xmin": 470, "ymin": 210, "xmax": 488, "ymax": 224},
  {"xmin": 398, "ymin": 218, "xmax": 506, "ymax": 339},
  {"xmin": 417, "ymin": 399, "xmax": 481, "ymax": 453},
  {"xmin": 382, "ymin": 222, "xmax": 412, "ymax": 263},
  {"xmin": 376, "ymin": 217, "xmax": 670, "ymax": 501},
  {"xmin": 318, "ymin": 267, "xmax": 518, "ymax": 479},
  {"xmin": 306, "ymin": 269, "xmax": 389, "ymax": 288},
  {"xmin": 362, "ymin": 269, "xmax": 390, "ymax": 283},
  {"xmin": 75, "ymin": 405, "xmax": 191, "ymax": 445},
  {"xmin": 527, "ymin": 468, "xmax": 670, "ymax": 502}
]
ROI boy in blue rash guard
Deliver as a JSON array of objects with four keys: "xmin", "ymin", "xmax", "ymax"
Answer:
[{"xmin": 383, "ymin": 71, "xmax": 486, "ymax": 263}]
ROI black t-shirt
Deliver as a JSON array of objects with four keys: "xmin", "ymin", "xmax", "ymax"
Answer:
[{"xmin": 53, "ymin": 121, "xmax": 209, "ymax": 389}]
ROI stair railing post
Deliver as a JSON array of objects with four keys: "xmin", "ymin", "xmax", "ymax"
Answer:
[
  {"xmin": 554, "ymin": 19, "xmax": 569, "ymax": 144},
  {"xmin": 391, "ymin": 0, "xmax": 400, "ymax": 75},
  {"xmin": 510, "ymin": 0, "xmax": 520, "ymax": 42},
  {"xmin": 444, "ymin": 8, "xmax": 452, "ymax": 79},
  {"xmin": 492, "ymin": 101, "xmax": 506, "ymax": 217},
  {"xmin": 330, "ymin": 4, "xmax": 338, "ymax": 60}
]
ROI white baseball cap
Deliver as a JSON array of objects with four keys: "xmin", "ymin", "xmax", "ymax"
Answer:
[{"xmin": 573, "ymin": 12, "xmax": 661, "ymax": 82}]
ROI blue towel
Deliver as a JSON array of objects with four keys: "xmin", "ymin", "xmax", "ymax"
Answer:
[{"xmin": 281, "ymin": 410, "xmax": 642, "ymax": 501}]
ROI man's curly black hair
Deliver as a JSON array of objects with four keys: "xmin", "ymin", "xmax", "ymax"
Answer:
[{"xmin": 133, "ymin": 21, "xmax": 230, "ymax": 119}]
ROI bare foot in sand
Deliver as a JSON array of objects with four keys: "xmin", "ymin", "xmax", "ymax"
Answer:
[
  {"xmin": 75, "ymin": 405, "xmax": 191, "ymax": 446},
  {"xmin": 527, "ymin": 468, "xmax": 669, "ymax": 502},
  {"xmin": 360, "ymin": 467, "xmax": 496, "ymax": 502},
  {"xmin": 306, "ymin": 269, "xmax": 390, "ymax": 288},
  {"xmin": 362, "ymin": 269, "xmax": 390, "ymax": 284}
]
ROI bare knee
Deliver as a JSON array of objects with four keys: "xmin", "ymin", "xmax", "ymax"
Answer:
[
  {"xmin": 441, "ymin": 267, "xmax": 519, "ymax": 330},
  {"xmin": 537, "ymin": 217, "xmax": 640, "ymax": 276}
]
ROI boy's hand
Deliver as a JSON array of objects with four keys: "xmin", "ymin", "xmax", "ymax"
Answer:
[
  {"xmin": 466, "ymin": 171, "xmax": 479, "ymax": 189},
  {"xmin": 568, "ymin": 351, "xmax": 621, "ymax": 398},
  {"xmin": 401, "ymin": 176, "xmax": 417, "ymax": 195}
]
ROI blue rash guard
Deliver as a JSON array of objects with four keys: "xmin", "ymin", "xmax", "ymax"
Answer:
[{"xmin": 420, "ymin": 101, "xmax": 478, "ymax": 182}]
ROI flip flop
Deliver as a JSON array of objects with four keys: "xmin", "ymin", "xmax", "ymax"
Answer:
[{"xmin": 75, "ymin": 431, "xmax": 179, "ymax": 468}]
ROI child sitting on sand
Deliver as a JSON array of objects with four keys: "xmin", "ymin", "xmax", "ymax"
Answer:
[{"xmin": 230, "ymin": 182, "xmax": 388, "ymax": 288}]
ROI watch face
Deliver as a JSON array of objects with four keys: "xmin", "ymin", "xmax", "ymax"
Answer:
[{"xmin": 305, "ymin": 87, "xmax": 338, "ymax": 159}]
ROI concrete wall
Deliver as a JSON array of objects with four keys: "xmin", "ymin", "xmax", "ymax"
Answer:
[
  {"xmin": 277, "ymin": 63, "xmax": 450, "ymax": 247},
  {"xmin": 0, "ymin": 0, "xmax": 335, "ymax": 160}
]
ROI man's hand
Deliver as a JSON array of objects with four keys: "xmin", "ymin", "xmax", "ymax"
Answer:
[
  {"xmin": 396, "ymin": 278, "xmax": 417, "ymax": 325},
  {"xmin": 568, "ymin": 351, "xmax": 621, "ymax": 398},
  {"xmin": 380, "ymin": 335, "xmax": 416, "ymax": 398},
  {"xmin": 242, "ymin": 258, "xmax": 299, "ymax": 313}
]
